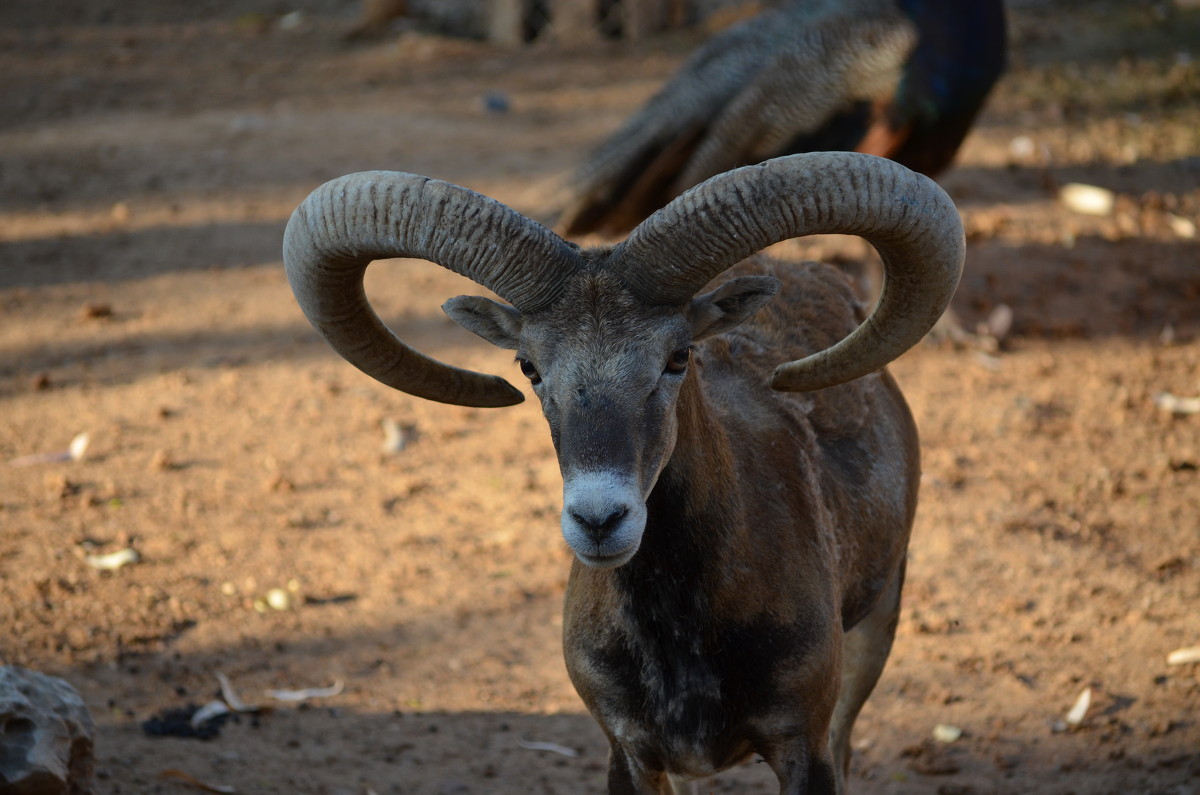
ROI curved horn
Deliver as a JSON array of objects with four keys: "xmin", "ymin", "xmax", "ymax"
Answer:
[
  {"xmin": 284, "ymin": 171, "xmax": 582, "ymax": 407},
  {"xmin": 611, "ymin": 152, "xmax": 964, "ymax": 392}
]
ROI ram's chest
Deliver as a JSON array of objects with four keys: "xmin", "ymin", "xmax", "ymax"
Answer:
[
  {"xmin": 592, "ymin": 643, "xmax": 729, "ymax": 775},
  {"xmin": 567, "ymin": 600, "xmax": 814, "ymax": 778}
]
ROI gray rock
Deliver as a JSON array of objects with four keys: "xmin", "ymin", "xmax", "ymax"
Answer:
[{"xmin": 0, "ymin": 666, "xmax": 96, "ymax": 794}]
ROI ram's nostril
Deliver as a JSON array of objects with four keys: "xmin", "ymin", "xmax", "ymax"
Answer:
[
  {"xmin": 571, "ymin": 506, "xmax": 630, "ymax": 541},
  {"xmin": 604, "ymin": 506, "xmax": 629, "ymax": 530}
]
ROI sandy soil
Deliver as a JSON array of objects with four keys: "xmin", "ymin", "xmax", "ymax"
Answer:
[{"xmin": 1, "ymin": 1, "xmax": 1198, "ymax": 793}]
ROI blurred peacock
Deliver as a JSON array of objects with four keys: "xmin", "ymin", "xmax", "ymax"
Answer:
[{"xmin": 558, "ymin": 0, "xmax": 1007, "ymax": 237}]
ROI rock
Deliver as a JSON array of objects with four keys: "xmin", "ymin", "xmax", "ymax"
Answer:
[{"xmin": 0, "ymin": 666, "xmax": 96, "ymax": 794}]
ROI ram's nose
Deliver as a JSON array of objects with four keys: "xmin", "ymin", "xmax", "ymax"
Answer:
[
  {"xmin": 561, "ymin": 472, "xmax": 647, "ymax": 569},
  {"xmin": 569, "ymin": 505, "xmax": 629, "ymax": 543}
]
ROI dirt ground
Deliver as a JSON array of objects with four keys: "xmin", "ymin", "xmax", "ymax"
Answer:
[{"xmin": 2, "ymin": 1, "xmax": 1199, "ymax": 793}]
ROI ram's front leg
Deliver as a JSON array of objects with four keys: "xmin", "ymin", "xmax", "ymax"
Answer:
[
  {"xmin": 762, "ymin": 743, "xmax": 839, "ymax": 795},
  {"xmin": 605, "ymin": 743, "xmax": 673, "ymax": 795},
  {"xmin": 755, "ymin": 642, "xmax": 843, "ymax": 795}
]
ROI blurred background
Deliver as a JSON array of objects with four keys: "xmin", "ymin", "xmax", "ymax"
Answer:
[{"xmin": 1, "ymin": 1, "xmax": 1198, "ymax": 792}]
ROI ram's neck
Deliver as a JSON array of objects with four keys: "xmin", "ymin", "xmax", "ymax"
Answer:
[{"xmin": 618, "ymin": 370, "xmax": 741, "ymax": 588}]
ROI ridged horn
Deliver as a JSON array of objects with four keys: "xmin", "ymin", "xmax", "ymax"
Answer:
[
  {"xmin": 284, "ymin": 171, "xmax": 582, "ymax": 407},
  {"xmin": 611, "ymin": 152, "xmax": 964, "ymax": 392}
]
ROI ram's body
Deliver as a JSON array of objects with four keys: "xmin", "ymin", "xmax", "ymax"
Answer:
[
  {"xmin": 283, "ymin": 153, "xmax": 964, "ymax": 793},
  {"xmin": 560, "ymin": 257, "xmax": 918, "ymax": 789}
]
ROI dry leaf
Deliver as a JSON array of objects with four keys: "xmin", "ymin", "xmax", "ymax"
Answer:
[
  {"xmin": 7, "ymin": 432, "xmax": 91, "ymax": 467},
  {"xmin": 1065, "ymin": 687, "xmax": 1091, "ymax": 726},
  {"xmin": 1166, "ymin": 214, "xmax": 1196, "ymax": 239},
  {"xmin": 85, "ymin": 548, "xmax": 140, "ymax": 571},
  {"xmin": 1166, "ymin": 646, "xmax": 1200, "ymax": 665},
  {"xmin": 517, "ymin": 739, "xmax": 579, "ymax": 757},
  {"xmin": 265, "ymin": 680, "xmax": 345, "ymax": 702},
  {"xmin": 1059, "ymin": 183, "xmax": 1115, "ymax": 216},
  {"xmin": 986, "ymin": 304, "xmax": 1014, "ymax": 341},
  {"xmin": 190, "ymin": 700, "xmax": 231, "ymax": 728},
  {"xmin": 1155, "ymin": 392, "xmax": 1200, "ymax": 415},
  {"xmin": 216, "ymin": 672, "xmax": 259, "ymax": 713}
]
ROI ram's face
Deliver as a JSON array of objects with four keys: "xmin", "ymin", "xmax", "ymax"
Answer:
[
  {"xmin": 516, "ymin": 278, "xmax": 693, "ymax": 568},
  {"xmin": 445, "ymin": 271, "xmax": 687, "ymax": 567},
  {"xmin": 445, "ymin": 268, "xmax": 780, "ymax": 569}
]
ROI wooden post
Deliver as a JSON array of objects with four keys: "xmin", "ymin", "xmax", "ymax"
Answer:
[
  {"xmin": 623, "ymin": 0, "xmax": 655, "ymax": 41},
  {"xmin": 488, "ymin": 0, "xmax": 687, "ymax": 46},
  {"xmin": 623, "ymin": 0, "xmax": 684, "ymax": 41},
  {"xmin": 548, "ymin": 0, "xmax": 600, "ymax": 43},
  {"xmin": 487, "ymin": 0, "xmax": 525, "ymax": 45}
]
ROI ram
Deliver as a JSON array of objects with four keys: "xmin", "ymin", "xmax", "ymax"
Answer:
[{"xmin": 283, "ymin": 152, "xmax": 963, "ymax": 793}]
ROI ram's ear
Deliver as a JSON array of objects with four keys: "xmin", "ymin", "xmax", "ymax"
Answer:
[
  {"xmin": 687, "ymin": 276, "xmax": 781, "ymax": 341},
  {"xmin": 443, "ymin": 295, "xmax": 524, "ymax": 350}
]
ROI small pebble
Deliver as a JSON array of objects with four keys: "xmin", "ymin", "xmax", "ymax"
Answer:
[
  {"xmin": 481, "ymin": 91, "xmax": 511, "ymax": 114},
  {"xmin": 79, "ymin": 302, "xmax": 114, "ymax": 320}
]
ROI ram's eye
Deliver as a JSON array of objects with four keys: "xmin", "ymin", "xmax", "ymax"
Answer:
[
  {"xmin": 518, "ymin": 358, "xmax": 542, "ymax": 385},
  {"xmin": 664, "ymin": 347, "xmax": 691, "ymax": 375}
]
